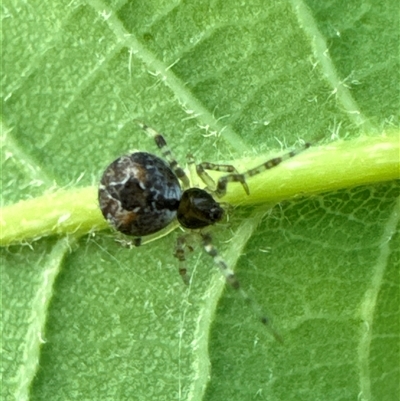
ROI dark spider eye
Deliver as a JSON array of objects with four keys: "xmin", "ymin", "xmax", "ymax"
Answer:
[
  {"xmin": 177, "ymin": 188, "xmax": 224, "ymax": 229},
  {"xmin": 208, "ymin": 205, "xmax": 223, "ymax": 221}
]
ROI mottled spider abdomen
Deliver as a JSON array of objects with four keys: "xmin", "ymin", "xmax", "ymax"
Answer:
[{"xmin": 99, "ymin": 152, "xmax": 182, "ymax": 236}]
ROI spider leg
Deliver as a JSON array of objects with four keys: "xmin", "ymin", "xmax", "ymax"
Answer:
[
  {"xmin": 201, "ymin": 232, "xmax": 240, "ymax": 288},
  {"xmin": 136, "ymin": 122, "xmax": 190, "ymax": 189},
  {"xmin": 215, "ymin": 142, "xmax": 312, "ymax": 198},
  {"xmin": 195, "ymin": 162, "xmax": 249, "ymax": 195},
  {"xmin": 201, "ymin": 232, "xmax": 283, "ymax": 343},
  {"xmin": 174, "ymin": 234, "xmax": 194, "ymax": 285},
  {"xmin": 115, "ymin": 236, "xmax": 142, "ymax": 248}
]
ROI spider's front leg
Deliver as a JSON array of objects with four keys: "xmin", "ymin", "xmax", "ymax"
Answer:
[
  {"xmin": 195, "ymin": 162, "xmax": 249, "ymax": 196},
  {"xmin": 201, "ymin": 231, "xmax": 284, "ymax": 343},
  {"xmin": 201, "ymin": 232, "xmax": 240, "ymax": 289},
  {"xmin": 197, "ymin": 141, "xmax": 312, "ymax": 198}
]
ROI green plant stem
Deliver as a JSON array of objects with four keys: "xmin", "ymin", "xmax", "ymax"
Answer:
[{"xmin": 1, "ymin": 134, "xmax": 398, "ymax": 246}]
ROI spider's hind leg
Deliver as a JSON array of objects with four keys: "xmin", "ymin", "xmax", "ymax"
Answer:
[{"xmin": 115, "ymin": 236, "xmax": 142, "ymax": 248}]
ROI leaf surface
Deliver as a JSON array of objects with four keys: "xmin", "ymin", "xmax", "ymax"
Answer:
[{"xmin": 1, "ymin": 1, "xmax": 399, "ymax": 400}]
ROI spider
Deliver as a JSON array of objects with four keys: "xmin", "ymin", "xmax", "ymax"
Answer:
[{"xmin": 98, "ymin": 122, "xmax": 311, "ymax": 340}]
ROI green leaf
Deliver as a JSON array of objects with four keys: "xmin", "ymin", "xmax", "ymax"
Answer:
[{"xmin": 1, "ymin": 1, "xmax": 399, "ymax": 401}]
